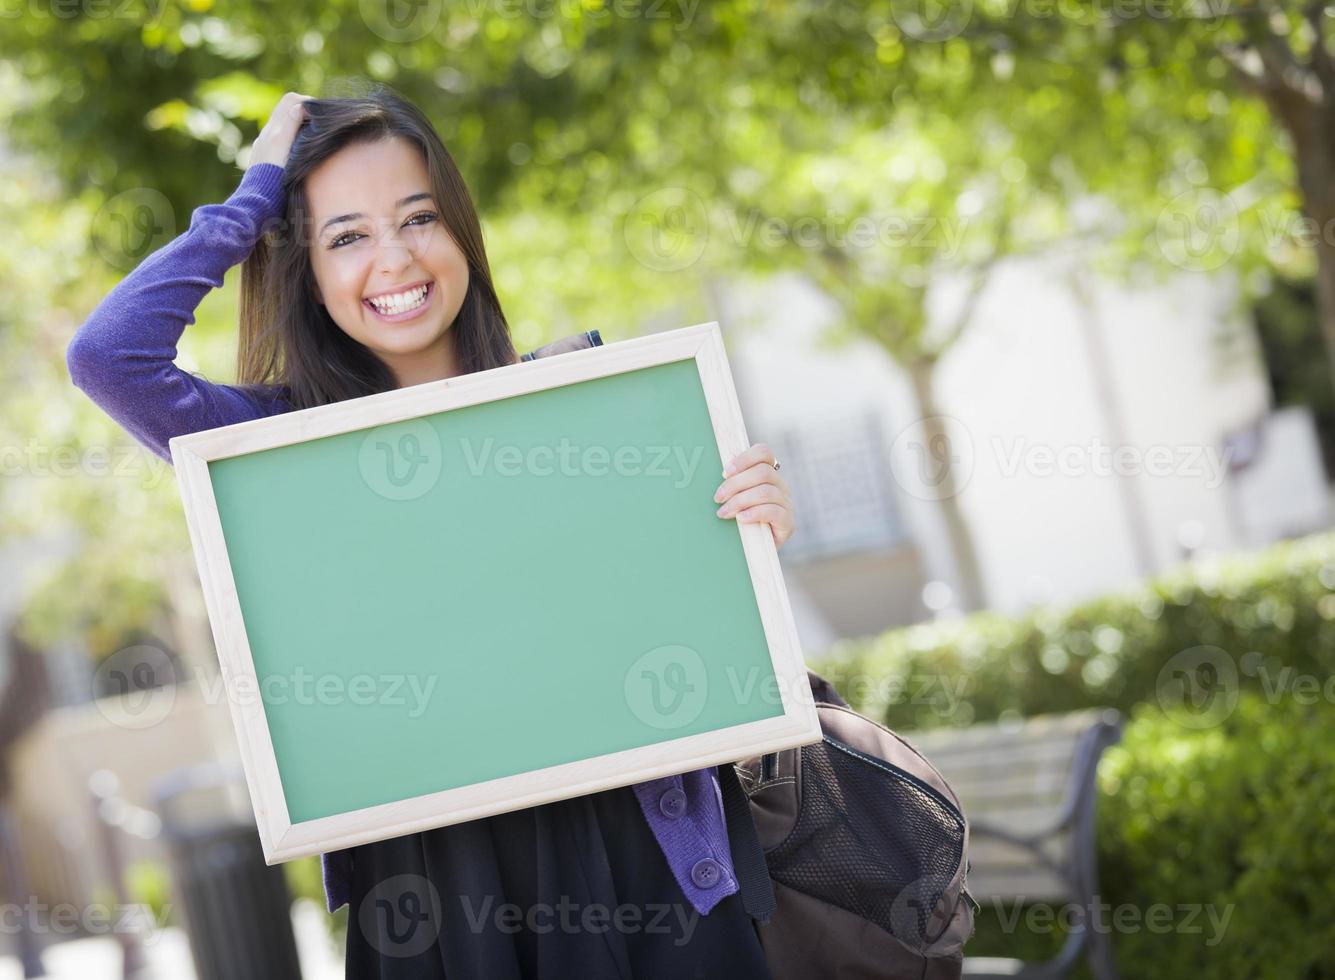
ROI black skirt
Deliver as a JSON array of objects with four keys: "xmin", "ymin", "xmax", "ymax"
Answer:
[{"xmin": 344, "ymin": 782, "xmax": 775, "ymax": 980}]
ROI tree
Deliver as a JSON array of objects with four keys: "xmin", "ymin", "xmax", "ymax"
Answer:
[
  {"xmin": 870, "ymin": 3, "xmax": 1329, "ymax": 396},
  {"xmin": 6, "ymin": 0, "xmax": 1317, "ymax": 644},
  {"xmin": 3, "ymin": 2, "xmax": 1022, "ymax": 616}
]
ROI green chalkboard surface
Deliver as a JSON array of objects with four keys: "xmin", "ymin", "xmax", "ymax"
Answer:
[{"xmin": 208, "ymin": 358, "xmax": 783, "ymax": 823}]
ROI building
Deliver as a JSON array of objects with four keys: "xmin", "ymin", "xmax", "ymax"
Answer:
[{"xmin": 720, "ymin": 259, "xmax": 1332, "ymax": 650}]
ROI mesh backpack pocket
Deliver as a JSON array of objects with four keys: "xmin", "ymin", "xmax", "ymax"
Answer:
[{"xmin": 765, "ymin": 735, "xmax": 967, "ymax": 950}]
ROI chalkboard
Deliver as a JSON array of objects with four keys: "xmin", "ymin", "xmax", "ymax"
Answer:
[{"xmin": 171, "ymin": 322, "xmax": 820, "ymax": 863}]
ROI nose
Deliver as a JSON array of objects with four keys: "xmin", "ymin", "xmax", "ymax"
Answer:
[
  {"xmin": 375, "ymin": 242, "xmax": 413, "ymax": 279},
  {"xmin": 376, "ymin": 244, "xmax": 411, "ymax": 277},
  {"xmin": 373, "ymin": 220, "xmax": 416, "ymax": 278}
]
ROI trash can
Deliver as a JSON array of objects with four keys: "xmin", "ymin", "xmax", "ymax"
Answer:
[{"xmin": 153, "ymin": 763, "xmax": 303, "ymax": 980}]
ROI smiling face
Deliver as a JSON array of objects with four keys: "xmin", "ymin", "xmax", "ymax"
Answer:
[{"xmin": 305, "ymin": 136, "xmax": 471, "ymax": 388}]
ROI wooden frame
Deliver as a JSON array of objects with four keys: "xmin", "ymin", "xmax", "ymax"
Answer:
[{"xmin": 170, "ymin": 321, "xmax": 821, "ymax": 864}]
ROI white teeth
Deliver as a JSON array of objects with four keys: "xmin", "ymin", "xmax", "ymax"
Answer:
[{"xmin": 367, "ymin": 284, "xmax": 428, "ymax": 315}]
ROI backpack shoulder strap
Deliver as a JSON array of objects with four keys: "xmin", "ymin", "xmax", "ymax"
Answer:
[
  {"xmin": 520, "ymin": 329, "xmax": 603, "ymax": 361},
  {"xmin": 808, "ymin": 670, "xmax": 849, "ymax": 708},
  {"xmin": 718, "ymin": 761, "xmax": 778, "ymax": 924}
]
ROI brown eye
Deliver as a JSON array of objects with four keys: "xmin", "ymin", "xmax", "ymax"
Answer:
[{"xmin": 329, "ymin": 213, "xmax": 436, "ymax": 249}]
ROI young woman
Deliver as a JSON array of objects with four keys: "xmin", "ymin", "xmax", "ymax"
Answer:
[{"xmin": 67, "ymin": 85, "xmax": 797, "ymax": 978}]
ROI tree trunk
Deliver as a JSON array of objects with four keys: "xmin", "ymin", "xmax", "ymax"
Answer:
[
  {"xmin": 1219, "ymin": 26, "xmax": 1335, "ymax": 415},
  {"xmin": 1311, "ymin": 217, "xmax": 1335, "ymax": 408},
  {"xmin": 1278, "ymin": 81, "xmax": 1335, "ymax": 415},
  {"xmin": 1067, "ymin": 269, "xmax": 1158, "ymax": 576},
  {"xmin": 905, "ymin": 358, "xmax": 987, "ymax": 613}
]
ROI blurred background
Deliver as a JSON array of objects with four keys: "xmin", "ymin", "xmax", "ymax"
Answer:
[{"xmin": 3, "ymin": 1, "xmax": 1335, "ymax": 978}]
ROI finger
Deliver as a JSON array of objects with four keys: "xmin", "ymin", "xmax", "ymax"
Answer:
[
  {"xmin": 733, "ymin": 504, "xmax": 793, "ymax": 546},
  {"xmin": 714, "ymin": 460, "xmax": 786, "ymax": 504},
  {"xmin": 722, "ymin": 442, "xmax": 776, "ymax": 478},
  {"xmin": 717, "ymin": 483, "xmax": 784, "ymax": 517},
  {"xmin": 266, "ymin": 99, "xmax": 298, "ymax": 130},
  {"xmin": 277, "ymin": 93, "xmax": 313, "ymax": 122},
  {"xmin": 733, "ymin": 503, "xmax": 789, "ymax": 525}
]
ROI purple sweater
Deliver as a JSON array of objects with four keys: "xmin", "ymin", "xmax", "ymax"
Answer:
[{"xmin": 66, "ymin": 162, "xmax": 739, "ymax": 916}]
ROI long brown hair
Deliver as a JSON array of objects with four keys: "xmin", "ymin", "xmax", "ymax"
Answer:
[{"xmin": 236, "ymin": 83, "xmax": 516, "ymax": 410}]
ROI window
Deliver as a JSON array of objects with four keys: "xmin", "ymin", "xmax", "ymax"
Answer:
[{"xmin": 767, "ymin": 410, "xmax": 909, "ymax": 561}]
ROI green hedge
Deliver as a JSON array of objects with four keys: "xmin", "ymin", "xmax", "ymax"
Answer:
[
  {"xmin": 1095, "ymin": 695, "xmax": 1335, "ymax": 978},
  {"xmin": 808, "ymin": 529, "xmax": 1335, "ymax": 980},
  {"xmin": 959, "ymin": 695, "xmax": 1335, "ymax": 979},
  {"xmin": 811, "ymin": 529, "xmax": 1335, "ymax": 731}
]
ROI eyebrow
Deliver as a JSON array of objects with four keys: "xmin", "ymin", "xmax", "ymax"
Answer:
[{"xmin": 319, "ymin": 193, "xmax": 435, "ymax": 237}]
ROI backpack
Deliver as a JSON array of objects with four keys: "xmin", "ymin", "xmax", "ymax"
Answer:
[{"xmin": 717, "ymin": 670, "xmax": 976, "ymax": 980}]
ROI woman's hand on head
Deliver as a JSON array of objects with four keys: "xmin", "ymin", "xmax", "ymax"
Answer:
[
  {"xmin": 715, "ymin": 442, "xmax": 796, "ymax": 550},
  {"xmin": 246, "ymin": 91, "xmax": 315, "ymax": 172}
]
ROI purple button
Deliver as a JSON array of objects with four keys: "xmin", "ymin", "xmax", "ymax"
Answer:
[
  {"xmin": 690, "ymin": 857, "xmax": 723, "ymax": 889},
  {"xmin": 658, "ymin": 787, "xmax": 687, "ymax": 819}
]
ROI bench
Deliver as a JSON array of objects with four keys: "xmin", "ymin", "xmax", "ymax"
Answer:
[{"xmin": 905, "ymin": 708, "xmax": 1123, "ymax": 980}]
